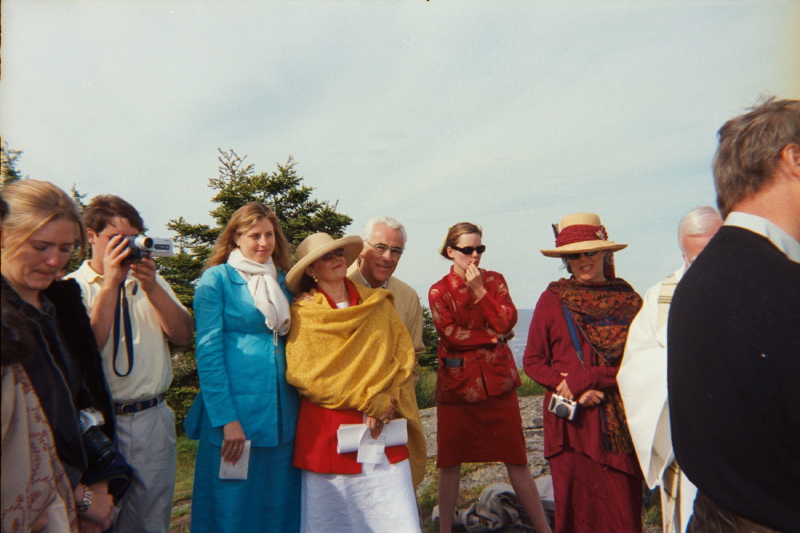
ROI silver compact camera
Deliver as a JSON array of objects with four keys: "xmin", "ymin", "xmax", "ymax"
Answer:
[{"xmin": 548, "ymin": 393, "xmax": 578, "ymax": 421}]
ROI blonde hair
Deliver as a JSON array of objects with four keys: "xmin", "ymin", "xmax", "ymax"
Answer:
[
  {"xmin": 1, "ymin": 179, "xmax": 86, "ymax": 260},
  {"xmin": 204, "ymin": 203, "xmax": 291, "ymax": 272},
  {"xmin": 439, "ymin": 222, "xmax": 482, "ymax": 260}
]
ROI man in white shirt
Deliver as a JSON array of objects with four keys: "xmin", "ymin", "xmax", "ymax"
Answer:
[
  {"xmin": 347, "ymin": 216, "xmax": 425, "ymax": 384},
  {"xmin": 618, "ymin": 206, "xmax": 722, "ymax": 533},
  {"xmin": 66, "ymin": 195, "xmax": 193, "ymax": 533}
]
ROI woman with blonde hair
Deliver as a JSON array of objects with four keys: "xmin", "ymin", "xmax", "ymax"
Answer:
[
  {"xmin": 285, "ymin": 232, "xmax": 425, "ymax": 533},
  {"xmin": 429, "ymin": 222, "xmax": 552, "ymax": 533},
  {"xmin": 524, "ymin": 213, "xmax": 643, "ymax": 533},
  {"xmin": 1, "ymin": 180, "xmax": 131, "ymax": 532},
  {"xmin": 185, "ymin": 202, "xmax": 300, "ymax": 532}
]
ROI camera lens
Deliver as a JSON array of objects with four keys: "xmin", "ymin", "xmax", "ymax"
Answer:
[
  {"xmin": 82, "ymin": 426, "xmax": 117, "ymax": 469},
  {"xmin": 554, "ymin": 404, "xmax": 570, "ymax": 419}
]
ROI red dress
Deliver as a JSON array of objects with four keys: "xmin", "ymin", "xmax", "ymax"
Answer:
[
  {"xmin": 524, "ymin": 288, "xmax": 642, "ymax": 533},
  {"xmin": 428, "ymin": 267, "xmax": 526, "ymax": 468}
]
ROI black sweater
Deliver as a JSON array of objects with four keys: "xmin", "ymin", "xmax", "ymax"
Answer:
[{"xmin": 667, "ymin": 226, "xmax": 800, "ymax": 532}]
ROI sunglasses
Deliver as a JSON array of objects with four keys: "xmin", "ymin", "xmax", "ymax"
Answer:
[
  {"xmin": 565, "ymin": 251, "xmax": 599, "ymax": 261},
  {"xmin": 451, "ymin": 244, "xmax": 486, "ymax": 255},
  {"xmin": 319, "ymin": 248, "xmax": 346, "ymax": 262}
]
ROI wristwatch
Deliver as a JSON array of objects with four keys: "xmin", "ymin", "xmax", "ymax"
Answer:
[{"xmin": 77, "ymin": 484, "xmax": 93, "ymax": 515}]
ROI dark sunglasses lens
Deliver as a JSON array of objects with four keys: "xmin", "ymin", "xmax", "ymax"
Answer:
[
  {"xmin": 584, "ymin": 251, "xmax": 598, "ymax": 257},
  {"xmin": 475, "ymin": 245, "xmax": 486, "ymax": 254},
  {"xmin": 566, "ymin": 253, "xmax": 580, "ymax": 260}
]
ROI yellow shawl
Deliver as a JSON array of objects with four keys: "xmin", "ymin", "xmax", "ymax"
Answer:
[{"xmin": 286, "ymin": 284, "xmax": 426, "ymax": 486}]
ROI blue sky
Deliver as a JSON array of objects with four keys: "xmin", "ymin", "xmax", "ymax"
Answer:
[{"xmin": 2, "ymin": 0, "xmax": 798, "ymax": 308}]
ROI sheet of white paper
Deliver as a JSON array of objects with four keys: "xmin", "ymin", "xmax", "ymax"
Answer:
[
  {"xmin": 336, "ymin": 419, "xmax": 408, "ymax": 461},
  {"xmin": 218, "ymin": 440, "xmax": 251, "ymax": 480}
]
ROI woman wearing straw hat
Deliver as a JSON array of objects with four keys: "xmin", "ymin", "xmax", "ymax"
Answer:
[
  {"xmin": 185, "ymin": 203, "xmax": 300, "ymax": 532},
  {"xmin": 523, "ymin": 213, "xmax": 644, "ymax": 533},
  {"xmin": 284, "ymin": 232, "xmax": 426, "ymax": 533},
  {"xmin": 429, "ymin": 222, "xmax": 552, "ymax": 533}
]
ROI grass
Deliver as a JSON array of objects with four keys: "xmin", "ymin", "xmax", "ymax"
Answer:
[{"xmin": 169, "ymin": 436, "xmax": 197, "ymax": 532}]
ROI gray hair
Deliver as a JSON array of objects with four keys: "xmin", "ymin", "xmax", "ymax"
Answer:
[
  {"xmin": 362, "ymin": 215, "xmax": 407, "ymax": 246},
  {"xmin": 677, "ymin": 206, "xmax": 723, "ymax": 252}
]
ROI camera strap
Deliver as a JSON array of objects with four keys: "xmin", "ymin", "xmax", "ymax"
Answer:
[
  {"xmin": 112, "ymin": 282, "xmax": 135, "ymax": 377},
  {"xmin": 561, "ymin": 303, "xmax": 585, "ymax": 367}
]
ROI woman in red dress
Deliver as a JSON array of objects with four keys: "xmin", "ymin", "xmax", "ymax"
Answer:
[
  {"xmin": 429, "ymin": 222, "xmax": 551, "ymax": 533},
  {"xmin": 524, "ymin": 212, "xmax": 643, "ymax": 533}
]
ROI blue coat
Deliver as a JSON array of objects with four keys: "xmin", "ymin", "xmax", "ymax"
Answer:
[{"xmin": 185, "ymin": 263, "xmax": 299, "ymax": 447}]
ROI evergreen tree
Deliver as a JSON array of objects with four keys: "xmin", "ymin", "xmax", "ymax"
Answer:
[{"xmin": 1, "ymin": 143, "xmax": 26, "ymax": 186}]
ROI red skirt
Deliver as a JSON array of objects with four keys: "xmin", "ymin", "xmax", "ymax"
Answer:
[
  {"xmin": 550, "ymin": 446, "xmax": 642, "ymax": 533},
  {"xmin": 436, "ymin": 390, "xmax": 527, "ymax": 468}
]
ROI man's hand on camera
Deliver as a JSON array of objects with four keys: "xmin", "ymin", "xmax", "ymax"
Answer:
[
  {"xmin": 130, "ymin": 256, "xmax": 158, "ymax": 292},
  {"xmin": 103, "ymin": 234, "xmax": 132, "ymax": 286}
]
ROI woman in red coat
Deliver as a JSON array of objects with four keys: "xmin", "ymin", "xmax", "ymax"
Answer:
[
  {"xmin": 429, "ymin": 222, "xmax": 551, "ymax": 533},
  {"xmin": 524, "ymin": 212, "xmax": 643, "ymax": 533}
]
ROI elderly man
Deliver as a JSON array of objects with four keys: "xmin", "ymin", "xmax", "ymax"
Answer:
[
  {"xmin": 618, "ymin": 206, "xmax": 722, "ymax": 533},
  {"xmin": 668, "ymin": 98, "xmax": 800, "ymax": 532},
  {"xmin": 347, "ymin": 216, "xmax": 425, "ymax": 382}
]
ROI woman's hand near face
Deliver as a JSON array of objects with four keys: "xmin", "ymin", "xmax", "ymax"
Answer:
[
  {"xmin": 465, "ymin": 264, "xmax": 487, "ymax": 300},
  {"xmin": 221, "ymin": 420, "xmax": 246, "ymax": 465}
]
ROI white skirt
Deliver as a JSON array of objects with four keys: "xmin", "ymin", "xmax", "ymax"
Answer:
[{"xmin": 300, "ymin": 459, "xmax": 421, "ymax": 533}]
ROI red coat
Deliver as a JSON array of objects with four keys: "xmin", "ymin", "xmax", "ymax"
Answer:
[
  {"xmin": 428, "ymin": 268, "xmax": 521, "ymax": 404},
  {"xmin": 523, "ymin": 289, "xmax": 640, "ymax": 475}
]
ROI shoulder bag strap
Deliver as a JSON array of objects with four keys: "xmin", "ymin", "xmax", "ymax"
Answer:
[{"xmin": 561, "ymin": 302, "xmax": 585, "ymax": 368}]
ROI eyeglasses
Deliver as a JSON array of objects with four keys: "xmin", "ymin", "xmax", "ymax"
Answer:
[
  {"xmin": 365, "ymin": 241, "xmax": 404, "ymax": 258},
  {"xmin": 319, "ymin": 248, "xmax": 346, "ymax": 262},
  {"xmin": 565, "ymin": 251, "xmax": 599, "ymax": 261},
  {"xmin": 451, "ymin": 245, "xmax": 486, "ymax": 255}
]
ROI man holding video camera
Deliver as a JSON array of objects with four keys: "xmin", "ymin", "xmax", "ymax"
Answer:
[{"xmin": 66, "ymin": 195, "xmax": 193, "ymax": 533}]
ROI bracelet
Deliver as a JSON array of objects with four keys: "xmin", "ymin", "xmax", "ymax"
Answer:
[{"xmin": 77, "ymin": 485, "xmax": 93, "ymax": 515}]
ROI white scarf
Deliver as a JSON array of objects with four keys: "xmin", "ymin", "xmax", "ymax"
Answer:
[{"xmin": 227, "ymin": 248, "xmax": 291, "ymax": 340}]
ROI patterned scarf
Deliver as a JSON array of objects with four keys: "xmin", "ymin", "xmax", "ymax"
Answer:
[{"xmin": 548, "ymin": 277, "xmax": 642, "ymax": 454}]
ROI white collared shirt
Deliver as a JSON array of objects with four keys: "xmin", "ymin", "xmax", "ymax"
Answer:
[
  {"xmin": 65, "ymin": 261, "xmax": 183, "ymax": 402},
  {"xmin": 725, "ymin": 212, "xmax": 800, "ymax": 262}
]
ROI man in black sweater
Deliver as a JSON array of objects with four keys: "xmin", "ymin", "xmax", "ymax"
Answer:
[{"xmin": 668, "ymin": 98, "xmax": 800, "ymax": 532}]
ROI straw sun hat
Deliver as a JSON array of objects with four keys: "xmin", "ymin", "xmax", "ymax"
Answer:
[
  {"xmin": 540, "ymin": 212, "xmax": 627, "ymax": 258},
  {"xmin": 285, "ymin": 233, "xmax": 363, "ymax": 293}
]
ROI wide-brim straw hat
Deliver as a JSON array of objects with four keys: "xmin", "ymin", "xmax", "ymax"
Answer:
[
  {"xmin": 285, "ymin": 233, "xmax": 363, "ymax": 293},
  {"xmin": 540, "ymin": 212, "xmax": 628, "ymax": 258}
]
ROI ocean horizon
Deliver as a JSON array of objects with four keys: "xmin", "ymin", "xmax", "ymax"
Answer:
[{"xmin": 509, "ymin": 308, "xmax": 534, "ymax": 368}]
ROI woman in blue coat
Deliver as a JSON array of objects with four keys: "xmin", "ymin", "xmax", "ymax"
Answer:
[{"xmin": 185, "ymin": 202, "xmax": 300, "ymax": 532}]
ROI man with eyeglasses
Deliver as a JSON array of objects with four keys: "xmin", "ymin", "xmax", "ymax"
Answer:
[
  {"xmin": 347, "ymin": 216, "xmax": 425, "ymax": 384},
  {"xmin": 617, "ymin": 206, "xmax": 721, "ymax": 533}
]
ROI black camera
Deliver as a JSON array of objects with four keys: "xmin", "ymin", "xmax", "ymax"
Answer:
[
  {"xmin": 79, "ymin": 408, "xmax": 117, "ymax": 469},
  {"xmin": 121, "ymin": 235, "xmax": 154, "ymax": 262}
]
